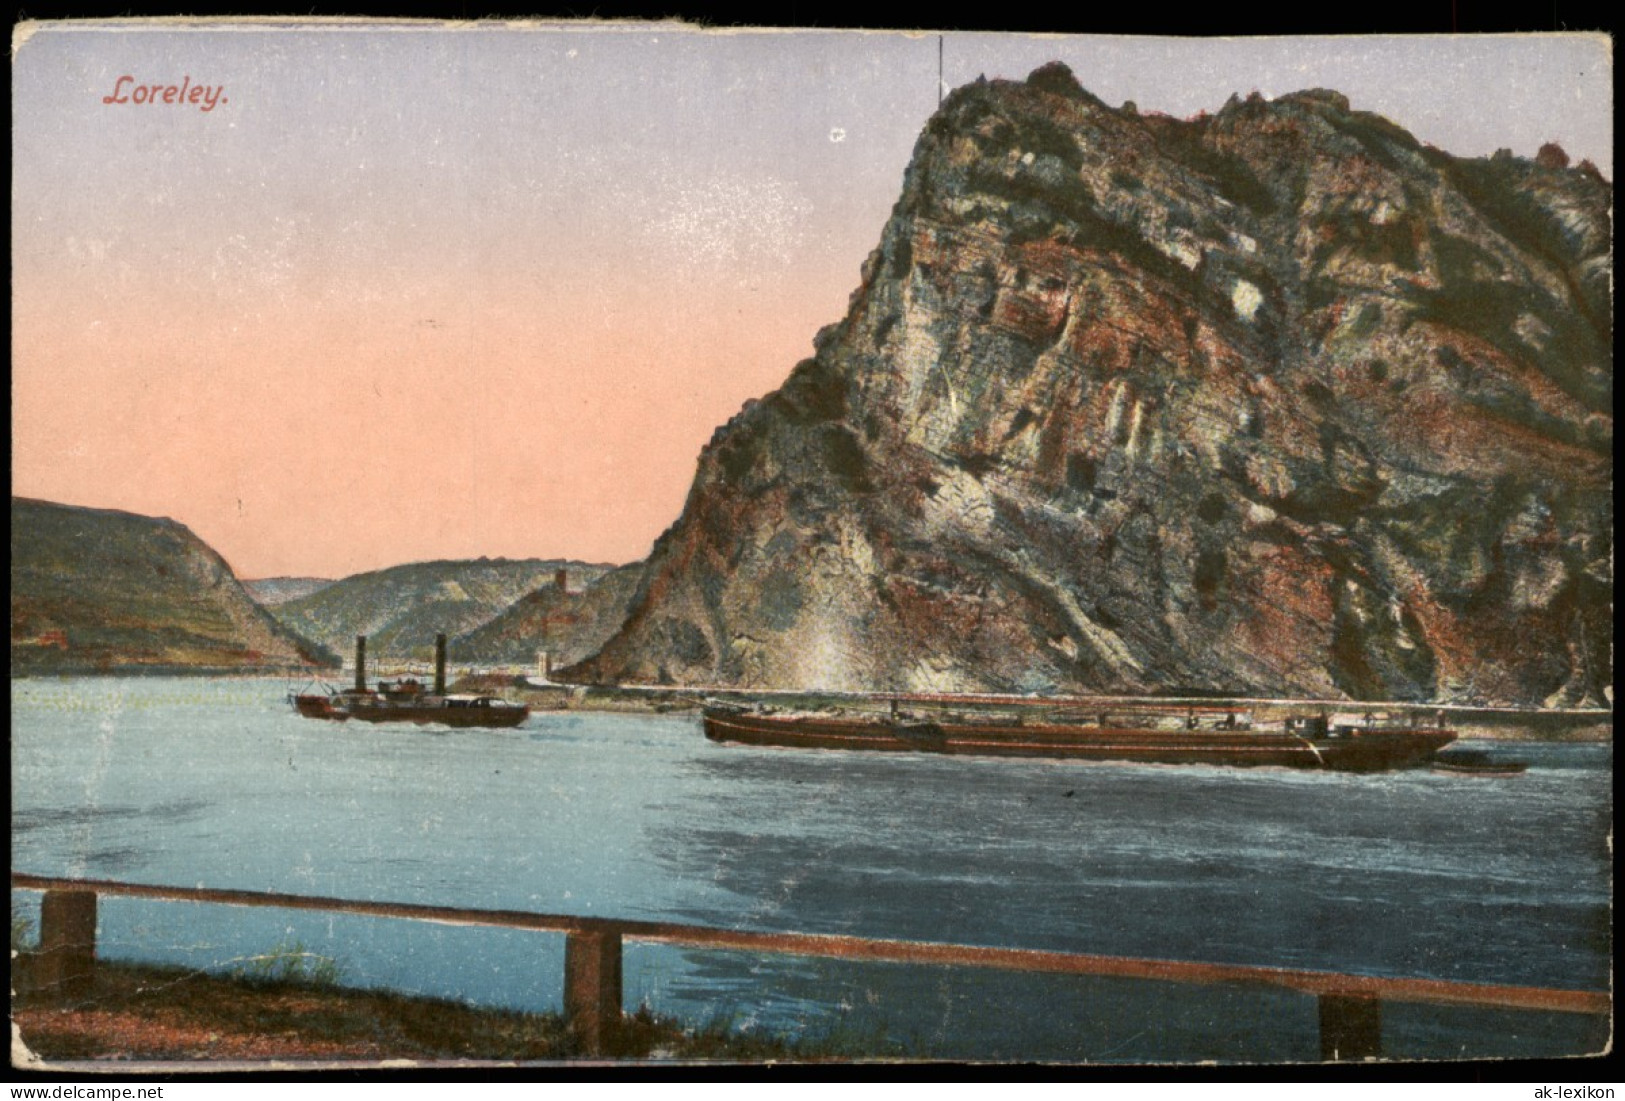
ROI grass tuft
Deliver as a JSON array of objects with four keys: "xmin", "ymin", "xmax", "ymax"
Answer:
[
  {"xmin": 12, "ymin": 958, "xmax": 911, "ymax": 1062},
  {"xmin": 228, "ymin": 939, "xmax": 344, "ymax": 988},
  {"xmin": 12, "ymin": 907, "xmax": 37, "ymax": 953}
]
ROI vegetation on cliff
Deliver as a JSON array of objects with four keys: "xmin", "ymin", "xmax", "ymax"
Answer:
[
  {"xmin": 267, "ymin": 557, "xmax": 616, "ymax": 664},
  {"xmin": 11, "ymin": 497, "xmax": 336, "ymax": 674}
]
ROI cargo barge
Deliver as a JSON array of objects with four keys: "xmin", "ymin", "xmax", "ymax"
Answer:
[
  {"xmin": 291, "ymin": 634, "xmax": 529, "ymax": 728},
  {"xmin": 702, "ymin": 704, "xmax": 1455, "ymax": 771}
]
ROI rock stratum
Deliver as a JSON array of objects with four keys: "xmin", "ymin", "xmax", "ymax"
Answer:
[
  {"xmin": 11, "ymin": 497, "xmax": 337, "ymax": 674},
  {"xmin": 571, "ymin": 65, "xmax": 1612, "ymax": 707}
]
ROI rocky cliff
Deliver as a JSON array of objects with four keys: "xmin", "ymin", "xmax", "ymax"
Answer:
[
  {"xmin": 571, "ymin": 65, "xmax": 1612, "ymax": 708},
  {"xmin": 11, "ymin": 497, "xmax": 337, "ymax": 674}
]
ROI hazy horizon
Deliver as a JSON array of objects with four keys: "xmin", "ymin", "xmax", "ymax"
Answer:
[{"xmin": 13, "ymin": 23, "xmax": 1612, "ymax": 578}]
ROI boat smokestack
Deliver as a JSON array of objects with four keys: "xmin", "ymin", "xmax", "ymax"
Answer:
[
  {"xmin": 354, "ymin": 635, "xmax": 367, "ymax": 692},
  {"xmin": 434, "ymin": 633, "xmax": 447, "ymax": 695}
]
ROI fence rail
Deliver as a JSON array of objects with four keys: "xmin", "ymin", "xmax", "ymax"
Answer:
[{"xmin": 12, "ymin": 872, "xmax": 1610, "ymax": 1061}]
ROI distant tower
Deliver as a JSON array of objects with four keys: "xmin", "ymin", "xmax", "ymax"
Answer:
[{"xmin": 555, "ymin": 568, "xmax": 569, "ymax": 593}]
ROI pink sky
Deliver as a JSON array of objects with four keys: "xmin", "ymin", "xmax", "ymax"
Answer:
[{"xmin": 12, "ymin": 24, "xmax": 1611, "ymax": 578}]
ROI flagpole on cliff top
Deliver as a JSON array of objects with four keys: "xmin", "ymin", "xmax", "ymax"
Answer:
[{"xmin": 938, "ymin": 35, "xmax": 943, "ymax": 106}]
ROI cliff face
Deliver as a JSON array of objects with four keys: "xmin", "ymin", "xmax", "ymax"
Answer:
[
  {"xmin": 11, "ymin": 497, "xmax": 336, "ymax": 674},
  {"xmin": 573, "ymin": 65, "xmax": 1612, "ymax": 708},
  {"xmin": 270, "ymin": 558, "xmax": 615, "ymax": 661}
]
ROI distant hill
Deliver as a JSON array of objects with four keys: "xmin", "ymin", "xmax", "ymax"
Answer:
[
  {"xmin": 11, "ymin": 497, "xmax": 338, "ymax": 674},
  {"xmin": 453, "ymin": 563, "xmax": 643, "ymax": 670},
  {"xmin": 242, "ymin": 577, "xmax": 336, "ymax": 606},
  {"xmin": 268, "ymin": 558, "xmax": 616, "ymax": 663}
]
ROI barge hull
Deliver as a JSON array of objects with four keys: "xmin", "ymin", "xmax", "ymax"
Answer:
[{"xmin": 702, "ymin": 712, "xmax": 1454, "ymax": 772}]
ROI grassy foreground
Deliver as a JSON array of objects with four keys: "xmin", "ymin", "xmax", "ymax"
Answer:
[{"xmin": 11, "ymin": 959, "xmax": 820, "ymax": 1064}]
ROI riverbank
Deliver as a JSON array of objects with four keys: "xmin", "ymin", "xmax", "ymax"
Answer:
[
  {"xmin": 451, "ymin": 677, "xmax": 1613, "ymax": 742},
  {"xmin": 11, "ymin": 959, "xmax": 826, "ymax": 1065},
  {"xmin": 12, "ymin": 671, "xmax": 1611, "ymax": 741}
]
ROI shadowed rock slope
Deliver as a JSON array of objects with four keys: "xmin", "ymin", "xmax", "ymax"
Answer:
[
  {"xmin": 11, "ymin": 497, "xmax": 337, "ymax": 674},
  {"xmin": 453, "ymin": 563, "xmax": 644, "ymax": 670},
  {"xmin": 571, "ymin": 65, "xmax": 1611, "ymax": 707}
]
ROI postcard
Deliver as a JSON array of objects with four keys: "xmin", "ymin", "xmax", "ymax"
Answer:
[{"xmin": 11, "ymin": 20, "xmax": 1613, "ymax": 1070}]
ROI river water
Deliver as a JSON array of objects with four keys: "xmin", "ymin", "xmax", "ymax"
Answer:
[{"xmin": 11, "ymin": 677, "xmax": 1612, "ymax": 1062}]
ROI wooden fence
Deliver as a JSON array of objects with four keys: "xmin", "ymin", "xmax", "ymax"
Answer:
[{"xmin": 12, "ymin": 872, "xmax": 1610, "ymax": 1061}]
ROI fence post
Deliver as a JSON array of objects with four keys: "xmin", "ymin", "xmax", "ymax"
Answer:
[
  {"xmin": 1319, "ymin": 992, "xmax": 1382, "ymax": 1061},
  {"xmin": 564, "ymin": 929, "xmax": 622, "ymax": 1055},
  {"xmin": 37, "ymin": 890, "xmax": 98, "ymax": 999}
]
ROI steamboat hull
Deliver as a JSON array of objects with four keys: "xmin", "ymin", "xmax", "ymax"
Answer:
[
  {"xmin": 343, "ymin": 702, "xmax": 530, "ymax": 728},
  {"xmin": 702, "ymin": 711, "xmax": 1454, "ymax": 772},
  {"xmin": 292, "ymin": 691, "xmax": 529, "ymax": 727},
  {"xmin": 293, "ymin": 694, "xmax": 350, "ymax": 721}
]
